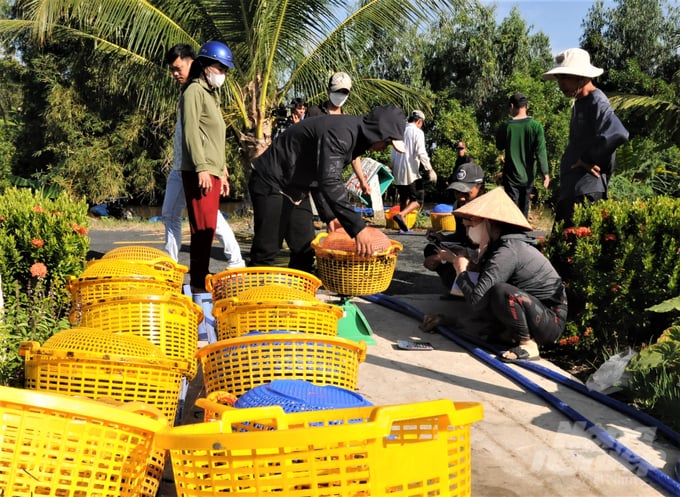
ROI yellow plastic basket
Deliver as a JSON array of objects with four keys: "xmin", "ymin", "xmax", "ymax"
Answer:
[
  {"xmin": 212, "ymin": 298, "xmax": 343, "ymax": 341},
  {"xmin": 234, "ymin": 283, "xmax": 319, "ymax": 303},
  {"xmin": 0, "ymin": 386, "xmax": 167, "ymax": 497},
  {"xmin": 385, "ymin": 209, "xmax": 417, "ymax": 230},
  {"xmin": 156, "ymin": 399, "xmax": 484, "ymax": 496},
  {"xmin": 87, "ymin": 256, "xmax": 187, "ymax": 289},
  {"xmin": 67, "ymin": 275, "xmax": 180, "ymax": 308},
  {"xmin": 103, "ymin": 245, "xmax": 172, "ymax": 261},
  {"xmin": 430, "ymin": 212, "xmax": 457, "ymax": 232},
  {"xmin": 311, "ymin": 233, "xmax": 403, "ymax": 296},
  {"xmin": 197, "ymin": 333, "xmax": 367, "ymax": 397},
  {"xmin": 71, "ymin": 294, "xmax": 203, "ymax": 379},
  {"xmin": 206, "ymin": 267, "xmax": 322, "ymax": 300},
  {"xmin": 20, "ymin": 327, "xmax": 186, "ymax": 422}
]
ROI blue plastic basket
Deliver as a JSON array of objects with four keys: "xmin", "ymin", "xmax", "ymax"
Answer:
[{"xmin": 234, "ymin": 380, "xmax": 372, "ymax": 413}]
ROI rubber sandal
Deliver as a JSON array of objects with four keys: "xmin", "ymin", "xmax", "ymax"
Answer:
[
  {"xmin": 499, "ymin": 345, "xmax": 540, "ymax": 363},
  {"xmin": 419, "ymin": 314, "xmax": 445, "ymax": 333}
]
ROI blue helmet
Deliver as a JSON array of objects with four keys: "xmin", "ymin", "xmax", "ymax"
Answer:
[{"xmin": 198, "ymin": 41, "xmax": 234, "ymax": 69}]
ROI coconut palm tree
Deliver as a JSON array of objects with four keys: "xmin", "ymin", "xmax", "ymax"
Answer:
[{"xmin": 1, "ymin": 0, "xmax": 461, "ymax": 163}]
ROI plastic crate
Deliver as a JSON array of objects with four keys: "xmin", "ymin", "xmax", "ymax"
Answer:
[
  {"xmin": 87, "ymin": 256, "xmax": 186, "ymax": 289},
  {"xmin": 206, "ymin": 267, "xmax": 322, "ymax": 300},
  {"xmin": 212, "ymin": 299, "xmax": 343, "ymax": 341},
  {"xmin": 0, "ymin": 386, "xmax": 167, "ymax": 497},
  {"xmin": 234, "ymin": 379, "xmax": 373, "ymax": 412},
  {"xmin": 197, "ymin": 333, "xmax": 367, "ymax": 396},
  {"xmin": 430, "ymin": 212, "xmax": 457, "ymax": 232},
  {"xmin": 311, "ymin": 233, "xmax": 403, "ymax": 296},
  {"xmin": 234, "ymin": 283, "xmax": 319, "ymax": 303},
  {"xmin": 385, "ymin": 209, "xmax": 417, "ymax": 230},
  {"xmin": 20, "ymin": 327, "xmax": 187, "ymax": 422},
  {"xmin": 71, "ymin": 294, "xmax": 203, "ymax": 379},
  {"xmin": 156, "ymin": 399, "xmax": 484, "ymax": 496}
]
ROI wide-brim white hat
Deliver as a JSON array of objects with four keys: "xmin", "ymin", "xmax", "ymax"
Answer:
[
  {"xmin": 542, "ymin": 48, "xmax": 604, "ymax": 80},
  {"xmin": 454, "ymin": 187, "xmax": 532, "ymax": 231}
]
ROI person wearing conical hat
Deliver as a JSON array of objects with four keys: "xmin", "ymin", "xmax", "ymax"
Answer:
[
  {"xmin": 433, "ymin": 187, "xmax": 568, "ymax": 362},
  {"xmin": 542, "ymin": 48, "xmax": 628, "ymax": 228}
]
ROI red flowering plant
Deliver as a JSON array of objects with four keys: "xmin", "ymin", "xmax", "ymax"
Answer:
[{"xmin": 543, "ymin": 198, "xmax": 680, "ymax": 358}]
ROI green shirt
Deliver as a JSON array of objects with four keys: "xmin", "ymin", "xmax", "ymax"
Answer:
[
  {"xmin": 180, "ymin": 78, "xmax": 226, "ymax": 178},
  {"xmin": 495, "ymin": 117, "xmax": 549, "ymax": 186}
]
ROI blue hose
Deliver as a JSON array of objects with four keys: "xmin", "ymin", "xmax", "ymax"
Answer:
[{"xmin": 363, "ymin": 292, "xmax": 680, "ymax": 496}]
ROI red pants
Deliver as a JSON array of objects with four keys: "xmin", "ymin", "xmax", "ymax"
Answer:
[{"xmin": 182, "ymin": 172, "xmax": 220, "ymax": 289}]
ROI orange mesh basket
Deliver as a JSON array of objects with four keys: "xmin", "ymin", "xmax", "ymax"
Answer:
[
  {"xmin": 212, "ymin": 298, "xmax": 343, "ymax": 340},
  {"xmin": 430, "ymin": 212, "xmax": 457, "ymax": 232},
  {"xmin": 205, "ymin": 267, "xmax": 322, "ymax": 300},
  {"xmin": 0, "ymin": 386, "xmax": 167, "ymax": 497},
  {"xmin": 71, "ymin": 294, "xmax": 203, "ymax": 379},
  {"xmin": 196, "ymin": 333, "xmax": 367, "ymax": 397},
  {"xmin": 156, "ymin": 399, "xmax": 484, "ymax": 496},
  {"xmin": 67, "ymin": 275, "xmax": 179, "ymax": 308},
  {"xmin": 20, "ymin": 327, "xmax": 186, "ymax": 422},
  {"xmin": 311, "ymin": 232, "xmax": 403, "ymax": 296},
  {"xmin": 87, "ymin": 257, "xmax": 186, "ymax": 289}
]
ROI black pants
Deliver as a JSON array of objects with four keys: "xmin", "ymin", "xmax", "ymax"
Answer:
[
  {"xmin": 488, "ymin": 282, "xmax": 567, "ymax": 345},
  {"xmin": 248, "ymin": 173, "xmax": 316, "ymax": 273},
  {"xmin": 503, "ymin": 181, "xmax": 532, "ymax": 218},
  {"xmin": 554, "ymin": 192, "xmax": 605, "ymax": 229}
]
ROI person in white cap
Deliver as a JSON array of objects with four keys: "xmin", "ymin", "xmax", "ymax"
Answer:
[
  {"xmin": 430, "ymin": 187, "xmax": 568, "ymax": 362},
  {"xmin": 390, "ymin": 110, "xmax": 437, "ymax": 233},
  {"xmin": 542, "ymin": 48, "xmax": 628, "ymax": 228},
  {"xmin": 307, "ymin": 72, "xmax": 371, "ymax": 195}
]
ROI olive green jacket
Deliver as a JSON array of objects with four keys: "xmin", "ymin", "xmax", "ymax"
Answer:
[{"xmin": 180, "ymin": 78, "xmax": 225, "ymax": 178}]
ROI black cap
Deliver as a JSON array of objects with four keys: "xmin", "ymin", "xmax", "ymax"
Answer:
[
  {"xmin": 447, "ymin": 162, "xmax": 484, "ymax": 192},
  {"xmin": 509, "ymin": 93, "xmax": 528, "ymax": 108}
]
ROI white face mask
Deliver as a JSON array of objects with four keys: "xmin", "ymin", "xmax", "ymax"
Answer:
[
  {"xmin": 206, "ymin": 70, "xmax": 226, "ymax": 89},
  {"xmin": 467, "ymin": 219, "xmax": 491, "ymax": 248},
  {"xmin": 329, "ymin": 91, "xmax": 349, "ymax": 108}
]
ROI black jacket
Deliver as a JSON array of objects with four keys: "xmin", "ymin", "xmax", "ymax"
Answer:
[{"xmin": 252, "ymin": 105, "xmax": 405, "ymax": 237}]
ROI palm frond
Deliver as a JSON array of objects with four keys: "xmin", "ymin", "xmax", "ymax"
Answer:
[{"xmin": 610, "ymin": 94, "xmax": 680, "ymax": 146}]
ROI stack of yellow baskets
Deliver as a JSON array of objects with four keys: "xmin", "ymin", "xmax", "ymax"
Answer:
[
  {"xmin": 198, "ymin": 268, "xmax": 367, "ymax": 417},
  {"xmin": 20, "ymin": 245, "xmax": 203, "ymax": 497}
]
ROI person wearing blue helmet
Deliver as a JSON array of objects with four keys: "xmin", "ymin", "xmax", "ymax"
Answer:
[{"xmin": 180, "ymin": 40, "xmax": 236, "ymax": 292}]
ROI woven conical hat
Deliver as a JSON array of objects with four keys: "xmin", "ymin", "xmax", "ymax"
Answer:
[{"xmin": 454, "ymin": 187, "xmax": 532, "ymax": 230}]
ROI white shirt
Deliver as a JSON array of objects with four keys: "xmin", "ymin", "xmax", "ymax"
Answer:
[{"xmin": 391, "ymin": 122, "xmax": 432, "ymax": 185}]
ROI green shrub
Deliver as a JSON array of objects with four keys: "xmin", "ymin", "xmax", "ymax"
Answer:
[
  {"xmin": 625, "ymin": 326, "xmax": 680, "ymax": 431},
  {"xmin": 0, "ymin": 187, "xmax": 90, "ymax": 302},
  {"xmin": 0, "ymin": 187, "xmax": 89, "ymax": 386},
  {"xmin": 543, "ymin": 197, "xmax": 680, "ymax": 356}
]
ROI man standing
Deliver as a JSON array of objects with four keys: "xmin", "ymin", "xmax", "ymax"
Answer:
[
  {"xmin": 390, "ymin": 110, "xmax": 437, "ymax": 233},
  {"xmin": 455, "ymin": 141, "xmax": 473, "ymax": 167},
  {"xmin": 162, "ymin": 44, "xmax": 244, "ymax": 268},
  {"xmin": 248, "ymin": 105, "xmax": 406, "ymax": 272},
  {"xmin": 307, "ymin": 72, "xmax": 369, "ymax": 194},
  {"xmin": 542, "ymin": 48, "xmax": 629, "ymax": 228},
  {"xmin": 495, "ymin": 93, "xmax": 550, "ymax": 217}
]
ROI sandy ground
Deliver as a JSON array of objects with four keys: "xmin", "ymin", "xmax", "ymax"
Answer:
[{"xmin": 87, "ymin": 224, "xmax": 680, "ymax": 497}]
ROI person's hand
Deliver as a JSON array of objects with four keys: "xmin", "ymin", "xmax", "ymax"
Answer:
[
  {"xmin": 427, "ymin": 169, "xmax": 437, "ymax": 183},
  {"xmin": 221, "ymin": 176, "xmax": 230, "ymax": 197},
  {"xmin": 354, "ymin": 228, "xmax": 375, "ymax": 257},
  {"xmin": 451, "ymin": 253, "xmax": 469, "ymax": 274},
  {"xmin": 543, "ymin": 174, "xmax": 550, "ymax": 189},
  {"xmin": 327, "ymin": 218, "xmax": 343, "ymax": 233},
  {"xmin": 572, "ymin": 159, "xmax": 600, "ymax": 178},
  {"xmin": 359, "ymin": 178, "xmax": 371, "ymax": 195},
  {"xmin": 198, "ymin": 171, "xmax": 213, "ymax": 192},
  {"xmin": 291, "ymin": 113, "xmax": 302, "ymax": 124}
]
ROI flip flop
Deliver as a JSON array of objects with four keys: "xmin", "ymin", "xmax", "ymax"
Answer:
[
  {"xmin": 499, "ymin": 345, "xmax": 540, "ymax": 363},
  {"xmin": 419, "ymin": 314, "xmax": 445, "ymax": 333}
]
